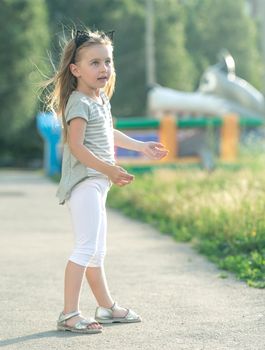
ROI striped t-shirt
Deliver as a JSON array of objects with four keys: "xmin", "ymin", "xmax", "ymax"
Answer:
[{"xmin": 56, "ymin": 90, "xmax": 115, "ymax": 204}]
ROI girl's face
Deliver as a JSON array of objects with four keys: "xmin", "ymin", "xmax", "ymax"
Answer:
[{"xmin": 70, "ymin": 44, "xmax": 113, "ymax": 95}]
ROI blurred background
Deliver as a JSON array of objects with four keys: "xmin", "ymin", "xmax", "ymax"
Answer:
[
  {"xmin": 0, "ymin": 0, "xmax": 265, "ymax": 168},
  {"xmin": 1, "ymin": 0, "xmax": 265, "ymax": 288}
]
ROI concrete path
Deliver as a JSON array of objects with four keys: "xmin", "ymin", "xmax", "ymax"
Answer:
[{"xmin": 0, "ymin": 170, "xmax": 264, "ymax": 350}]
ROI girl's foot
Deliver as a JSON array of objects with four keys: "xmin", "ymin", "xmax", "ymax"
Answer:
[
  {"xmin": 64, "ymin": 314, "xmax": 103, "ymax": 330},
  {"xmin": 111, "ymin": 305, "xmax": 129, "ymax": 318},
  {"xmin": 95, "ymin": 301, "xmax": 141, "ymax": 324}
]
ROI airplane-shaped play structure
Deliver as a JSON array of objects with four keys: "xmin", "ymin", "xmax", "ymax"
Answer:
[
  {"xmin": 147, "ymin": 50, "xmax": 265, "ymax": 119},
  {"xmin": 120, "ymin": 50, "xmax": 265, "ymax": 170}
]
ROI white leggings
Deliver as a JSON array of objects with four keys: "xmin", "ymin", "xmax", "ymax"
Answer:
[{"xmin": 67, "ymin": 177, "xmax": 111, "ymax": 267}]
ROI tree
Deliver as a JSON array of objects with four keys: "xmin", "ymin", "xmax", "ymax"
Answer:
[
  {"xmin": 0, "ymin": 0, "xmax": 50, "ymax": 150},
  {"xmin": 45, "ymin": 0, "xmax": 147, "ymax": 116},
  {"xmin": 44, "ymin": 0, "xmax": 264, "ymax": 117},
  {"xmin": 184, "ymin": 0, "xmax": 264, "ymax": 89},
  {"xmin": 154, "ymin": 0, "xmax": 195, "ymax": 92},
  {"xmin": 45, "ymin": 0, "xmax": 194, "ymax": 116}
]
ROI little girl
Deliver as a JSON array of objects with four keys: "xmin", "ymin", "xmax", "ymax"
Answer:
[{"xmin": 46, "ymin": 28, "xmax": 168, "ymax": 334}]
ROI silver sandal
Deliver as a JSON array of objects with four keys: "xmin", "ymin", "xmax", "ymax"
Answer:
[
  {"xmin": 95, "ymin": 301, "xmax": 142, "ymax": 324},
  {"xmin": 57, "ymin": 310, "xmax": 103, "ymax": 334}
]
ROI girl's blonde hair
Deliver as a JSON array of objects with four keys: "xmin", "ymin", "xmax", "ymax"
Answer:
[{"xmin": 44, "ymin": 28, "xmax": 116, "ymax": 142}]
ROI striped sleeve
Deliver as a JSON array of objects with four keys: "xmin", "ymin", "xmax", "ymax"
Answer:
[{"xmin": 65, "ymin": 96, "xmax": 91, "ymax": 124}]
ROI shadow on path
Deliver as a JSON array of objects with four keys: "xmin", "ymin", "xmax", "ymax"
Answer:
[{"xmin": 0, "ymin": 330, "xmax": 94, "ymax": 347}]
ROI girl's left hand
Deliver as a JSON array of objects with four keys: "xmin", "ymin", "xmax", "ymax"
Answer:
[{"xmin": 141, "ymin": 142, "xmax": 169, "ymax": 160}]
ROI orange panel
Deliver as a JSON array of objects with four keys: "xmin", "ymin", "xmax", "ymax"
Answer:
[
  {"xmin": 220, "ymin": 114, "xmax": 239, "ymax": 161},
  {"xmin": 159, "ymin": 115, "xmax": 177, "ymax": 162}
]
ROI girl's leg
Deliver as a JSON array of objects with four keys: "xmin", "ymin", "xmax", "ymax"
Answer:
[
  {"xmin": 85, "ymin": 192, "xmax": 113, "ymax": 307},
  {"xmin": 86, "ymin": 266, "xmax": 128, "ymax": 318},
  {"xmin": 85, "ymin": 266, "xmax": 113, "ymax": 308},
  {"xmin": 85, "ymin": 186, "xmax": 128, "ymax": 318},
  {"xmin": 63, "ymin": 179, "xmax": 105, "ymax": 329},
  {"xmin": 63, "ymin": 261, "xmax": 101, "ymax": 329},
  {"xmin": 64, "ymin": 260, "xmax": 85, "ymax": 314}
]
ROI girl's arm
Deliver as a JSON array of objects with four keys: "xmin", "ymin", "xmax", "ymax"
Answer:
[
  {"xmin": 114, "ymin": 129, "xmax": 168, "ymax": 160},
  {"xmin": 114, "ymin": 129, "xmax": 144, "ymax": 152},
  {"xmin": 68, "ymin": 118, "xmax": 134, "ymax": 186}
]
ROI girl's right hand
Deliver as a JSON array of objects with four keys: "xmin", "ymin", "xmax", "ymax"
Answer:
[{"xmin": 106, "ymin": 165, "xmax": 134, "ymax": 186}]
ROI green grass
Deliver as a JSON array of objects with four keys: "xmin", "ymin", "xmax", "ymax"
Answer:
[{"xmin": 107, "ymin": 159, "xmax": 265, "ymax": 288}]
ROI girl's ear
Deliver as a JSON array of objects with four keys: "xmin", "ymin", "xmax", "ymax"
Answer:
[{"xmin": 70, "ymin": 63, "xmax": 80, "ymax": 78}]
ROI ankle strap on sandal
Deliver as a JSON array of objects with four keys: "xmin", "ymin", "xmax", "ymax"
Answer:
[
  {"xmin": 59, "ymin": 310, "xmax": 81, "ymax": 322},
  {"xmin": 110, "ymin": 301, "xmax": 118, "ymax": 311}
]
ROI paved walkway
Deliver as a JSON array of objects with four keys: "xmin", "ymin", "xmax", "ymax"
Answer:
[{"xmin": 0, "ymin": 170, "xmax": 264, "ymax": 350}]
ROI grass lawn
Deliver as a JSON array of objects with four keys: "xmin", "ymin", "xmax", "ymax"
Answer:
[{"xmin": 107, "ymin": 156, "xmax": 265, "ymax": 288}]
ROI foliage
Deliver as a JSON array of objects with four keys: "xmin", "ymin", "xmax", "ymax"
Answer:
[
  {"xmin": 107, "ymin": 166, "xmax": 265, "ymax": 288},
  {"xmin": 45, "ymin": 0, "xmax": 145, "ymax": 116},
  {"xmin": 0, "ymin": 0, "xmax": 264, "ymax": 165},
  {"xmin": 44, "ymin": 0, "xmax": 264, "ymax": 115},
  {"xmin": 155, "ymin": 0, "xmax": 195, "ymax": 92},
  {"xmin": 0, "ymin": 0, "xmax": 49, "ymax": 138},
  {"xmin": 184, "ymin": 0, "xmax": 263, "ymax": 89},
  {"xmin": 45, "ymin": 0, "xmax": 193, "ymax": 116},
  {"xmin": 0, "ymin": 0, "xmax": 50, "ymax": 163}
]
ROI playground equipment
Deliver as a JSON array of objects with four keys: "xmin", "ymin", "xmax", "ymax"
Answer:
[
  {"xmin": 147, "ymin": 51, "xmax": 265, "ymax": 120},
  {"xmin": 144, "ymin": 50, "xmax": 265, "ymax": 169},
  {"xmin": 36, "ymin": 112, "xmax": 263, "ymax": 175},
  {"xmin": 36, "ymin": 112, "xmax": 61, "ymax": 176},
  {"xmin": 36, "ymin": 52, "xmax": 265, "ymax": 174},
  {"xmin": 115, "ymin": 114, "xmax": 263, "ymax": 170}
]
